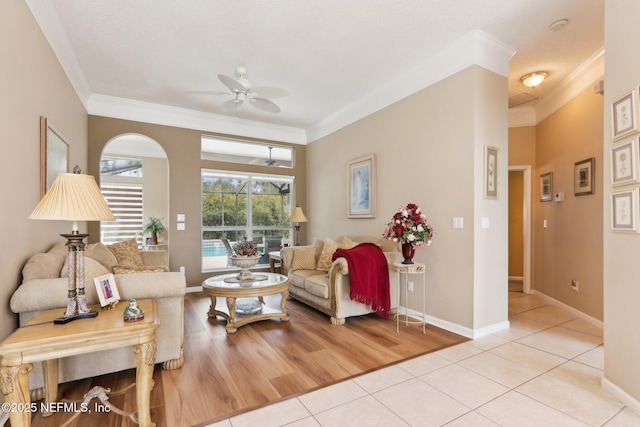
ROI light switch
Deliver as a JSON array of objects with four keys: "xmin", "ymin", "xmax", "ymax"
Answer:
[
  {"xmin": 177, "ymin": 223, "xmax": 185, "ymax": 231},
  {"xmin": 543, "ymin": 219, "xmax": 548, "ymax": 228},
  {"xmin": 177, "ymin": 214, "xmax": 185, "ymax": 222},
  {"xmin": 452, "ymin": 217, "xmax": 464, "ymax": 229}
]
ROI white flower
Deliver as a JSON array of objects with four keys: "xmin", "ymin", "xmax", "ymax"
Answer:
[
  {"xmin": 407, "ymin": 234, "xmax": 416, "ymax": 241},
  {"xmin": 402, "ymin": 209, "xmax": 408, "ymax": 217},
  {"xmin": 417, "ymin": 224, "xmax": 424, "ymax": 232}
]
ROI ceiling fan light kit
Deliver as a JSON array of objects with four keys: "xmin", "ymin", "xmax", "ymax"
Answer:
[{"xmin": 520, "ymin": 71, "xmax": 548, "ymax": 88}]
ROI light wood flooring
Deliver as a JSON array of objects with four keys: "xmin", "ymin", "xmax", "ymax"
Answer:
[{"xmin": 17, "ymin": 292, "xmax": 467, "ymax": 427}]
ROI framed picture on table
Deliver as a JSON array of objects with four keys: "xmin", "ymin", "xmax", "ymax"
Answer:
[{"xmin": 94, "ymin": 274, "xmax": 120, "ymax": 307}]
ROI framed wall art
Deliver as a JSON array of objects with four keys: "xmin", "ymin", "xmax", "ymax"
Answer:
[
  {"xmin": 611, "ymin": 138, "xmax": 639, "ymax": 186},
  {"xmin": 574, "ymin": 157, "xmax": 595, "ymax": 196},
  {"xmin": 612, "ymin": 189, "xmax": 639, "ymax": 232},
  {"xmin": 94, "ymin": 273, "xmax": 120, "ymax": 307},
  {"xmin": 483, "ymin": 145, "xmax": 499, "ymax": 199},
  {"xmin": 540, "ymin": 172, "xmax": 553, "ymax": 202},
  {"xmin": 40, "ymin": 116, "xmax": 69, "ymax": 198},
  {"xmin": 347, "ymin": 154, "xmax": 376, "ymax": 218},
  {"xmin": 612, "ymin": 88, "xmax": 638, "ymax": 140}
]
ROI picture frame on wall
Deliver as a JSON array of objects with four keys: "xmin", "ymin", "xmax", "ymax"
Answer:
[
  {"xmin": 612, "ymin": 189, "xmax": 639, "ymax": 232},
  {"xmin": 574, "ymin": 157, "xmax": 595, "ymax": 196},
  {"xmin": 540, "ymin": 172, "xmax": 553, "ymax": 202},
  {"xmin": 40, "ymin": 116, "xmax": 69, "ymax": 198},
  {"xmin": 483, "ymin": 145, "xmax": 499, "ymax": 199},
  {"xmin": 612, "ymin": 88, "xmax": 638, "ymax": 140},
  {"xmin": 93, "ymin": 273, "xmax": 121, "ymax": 307},
  {"xmin": 347, "ymin": 154, "xmax": 376, "ymax": 218},
  {"xmin": 611, "ymin": 138, "xmax": 639, "ymax": 186}
]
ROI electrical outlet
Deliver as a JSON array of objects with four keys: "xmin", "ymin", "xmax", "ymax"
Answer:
[
  {"xmin": 571, "ymin": 280, "xmax": 579, "ymax": 292},
  {"xmin": 179, "ymin": 266, "xmax": 185, "ymax": 274},
  {"xmin": 408, "ymin": 281, "xmax": 414, "ymax": 292}
]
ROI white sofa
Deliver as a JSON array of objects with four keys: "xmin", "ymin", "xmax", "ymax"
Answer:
[
  {"xmin": 281, "ymin": 236, "xmax": 401, "ymax": 325},
  {"xmin": 10, "ymin": 241, "xmax": 186, "ymax": 396}
]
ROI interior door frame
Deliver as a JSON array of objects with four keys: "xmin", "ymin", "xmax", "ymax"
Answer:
[{"xmin": 509, "ymin": 165, "xmax": 532, "ymax": 294}]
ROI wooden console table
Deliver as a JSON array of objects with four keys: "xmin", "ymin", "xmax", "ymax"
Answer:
[{"xmin": 0, "ymin": 299, "xmax": 159, "ymax": 427}]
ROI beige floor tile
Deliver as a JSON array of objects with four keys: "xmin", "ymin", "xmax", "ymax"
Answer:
[
  {"xmin": 508, "ymin": 294, "xmax": 547, "ymax": 314},
  {"xmin": 469, "ymin": 334, "xmax": 511, "ymax": 351},
  {"xmin": 397, "ymin": 352, "xmax": 452, "ymax": 376},
  {"xmin": 489, "ymin": 341, "xmax": 567, "ymax": 373},
  {"xmin": 604, "ymin": 407, "xmax": 640, "ymax": 425},
  {"xmin": 458, "ymin": 351, "xmax": 541, "ymax": 388},
  {"xmin": 314, "ymin": 395, "xmax": 409, "ymax": 427},
  {"xmin": 493, "ymin": 322, "xmax": 539, "ymax": 341},
  {"xmin": 373, "ymin": 378, "xmax": 470, "ymax": 427},
  {"xmin": 476, "ymin": 391, "xmax": 589, "ymax": 427},
  {"xmin": 285, "ymin": 416, "xmax": 322, "ymax": 427},
  {"xmin": 515, "ymin": 304, "xmax": 578, "ymax": 326},
  {"xmin": 516, "ymin": 371, "xmax": 624, "ymax": 425},
  {"xmin": 229, "ymin": 398, "xmax": 312, "ymax": 427},
  {"xmin": 436, "ymin": 341, "xmax": 485, "ymax": 362},
  {"xmin": 517, "ymin": 326, "xmax": 603, "ymax": 359},
  {"xmin": 419, "ymin": 364, "xmax": 509, "ymax": 409},
  {"xmin": 298, "ymin": 380, "xmax": 367, "ymax": 414},
  {"xmin": 353, "ymin": 364, "xmax": 414, "ymax": 393},
  {"xmin": 573, "ymin": 345, "xmax": 604, "ymax": 370},
  {"xmin": 443, "ymin": 411, "xmax": 501, "ymax": 426},
  {"xmin": 546, "ymin": 361, "xmax": 605, "ymax": 392},
  {"xmin": 506, "ymin": 315, "xmax": 555, "ymax": 335},
  {"xmin": 202, "ymin": 420, "xmax": 232, "ymax": 427},
  {"xmin": 559, "ymin": 317, "xmax": 604, "ymax": 338}
]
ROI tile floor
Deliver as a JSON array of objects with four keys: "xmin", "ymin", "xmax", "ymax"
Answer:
[{"xmin": 206, "ymin": 292, "xmax": 640, "ymax": 427}]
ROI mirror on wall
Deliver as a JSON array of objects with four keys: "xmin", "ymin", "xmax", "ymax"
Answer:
[{"xmin": 99, "ymin": 134, "xmax": 169, "ymax": 250}]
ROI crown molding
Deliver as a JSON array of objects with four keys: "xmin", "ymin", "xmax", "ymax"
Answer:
[
  {"xmin": 25, "ymin": 0, "xmax": 92, "ymax": 109},
  {"xmin": 508, "ymin": 106, "xmax": 538, "ymax": 127},
  {"xmin": 307, "ymin": 30, "xmax": 516, "ymax": 142},
  {"xmin": 88, "ymin": 95, "xmax": 307, "ymax": 144}
]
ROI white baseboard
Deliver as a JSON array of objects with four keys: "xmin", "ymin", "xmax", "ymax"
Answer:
[
  {"xmin": 602, "ymin": 377, "xmax": 640, "ymax": 416},
  {"xmin": 531, "ymin": 290, "xmax": 603, "ymax": 328},
  {"xmin": 508, "ymin": 276, "xmax": 523, "ymax": 282},
  {"xmin": 186, "ymin": 285, "xmax": 203, "ymax": 293},
  {"xmin": 399, "ymin": 306, "xmax": 509, "ymax": 339}
]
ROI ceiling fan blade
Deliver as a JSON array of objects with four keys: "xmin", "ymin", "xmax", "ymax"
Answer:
[
  {"xmin": 222, "ymin": 99, "xmax": 242, "ymax": 113},
  {"xmin": 185, "ymin": 90, "xmax": 230, "ymax": 96},
  {"xmin": 251, "ymin": 86, "xmax": 289, "ymax": 99},
  {"xmin": 218, "ymin": 74, "xmax": 244, "ymax": 92},
  {"xmin": 250, "ymin": 97, "xmax": 281, "ymax": 113}
]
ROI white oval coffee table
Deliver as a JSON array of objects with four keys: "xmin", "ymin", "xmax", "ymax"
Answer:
[{"xmin": 202, "ymin": 273, "xmax": 290, "ymax": 333}]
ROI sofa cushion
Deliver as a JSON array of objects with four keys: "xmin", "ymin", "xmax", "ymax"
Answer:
[
  {"xmin": 61, "ymin": 257, "xmax": 110, "ymax": 279},
  {"xmin": 22, "ymin": 252, "xmax": 65, "ymax": 281},
  {"xmin": 108, "ymin": 239, "xmax": 144, "ymax": 267},
  {"xmin": 316, "ymin": 238, "xmax": 341, "ymax": 271},
  {"xmin": 288, "ymin": 269, "xmax": 325, "ymax": 289},
  {"xmin": 113, "ymin": 265, "xmax": 170, "ymax": 274},
  {"xmin": 86, "ymin": 242, "xmax": 118, "ymax": 271},
  {"xmin": 290, "ymin": 247, "xmax": 317, "ymax": 271},
  {"xmin": 305, "ymin": 273, "xmax": 330, "ymax": 299},
  {"xmin": 341, "ymin": 236, "xmax": 358, "ymax": 249}
]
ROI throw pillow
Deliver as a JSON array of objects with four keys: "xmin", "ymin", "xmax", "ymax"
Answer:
[
  {"xmin": 61, "ymin": 257, "xmax": 110, "ymax": 279},
  {"xmin": 85, "ymin": 242, "xmax": 119, "ymax": 271},
  {"xmin": 47, "ymin": 241, "xmax": 69, "ymax": 259},
  {"xmin": 108, "ymin": 239, "xmax": 144, "ymax": 267},
  {"xmin": 113, "ymin": 265, "xmax": 169, "ymax": 274},
  {"xmin": 290, "ymin": 247, "xmax": 317, "ymax": 272},
  {"xmin": 22, "ymin": 253, "xmax": 66, "ymax": 281},
  {"xmin": 316, "ymin": 238, "xmax": 341, "ymax": 271},
  {"xmin": 342, "ymin": 237, "xmax": 358, "ymax": 249}
]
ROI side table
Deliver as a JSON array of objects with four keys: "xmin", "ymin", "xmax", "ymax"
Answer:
[
  {"xmin": 393, "ymin": 262, "xmax": 426, "ymax": 333},
  {"xmin": 0, "ymin": 299, "xmax": 159, "ymax": 427},
  {"xmin": 268, "ymin": 251, "xmax": 282, "ymax": 273}
]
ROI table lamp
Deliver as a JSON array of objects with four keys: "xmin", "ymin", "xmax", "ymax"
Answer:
[
  {"xmin": 288, "ymin": 206, "xmax": 307, "ymax": 247},
  {"xmin": 29, "ymin": 166, "xmax": 115, "ymax": 324}
]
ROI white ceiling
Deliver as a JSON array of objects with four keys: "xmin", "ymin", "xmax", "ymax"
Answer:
[{"xmin": 27, "ymin": 0, "xmax": 604, "ymax": 143}]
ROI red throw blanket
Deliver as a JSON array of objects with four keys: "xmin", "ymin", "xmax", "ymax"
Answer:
[{"xmin": 332, "ymin": 242, "xmax": 390, "ymax": 318}]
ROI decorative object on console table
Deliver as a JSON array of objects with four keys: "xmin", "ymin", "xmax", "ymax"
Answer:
[
  {"xmin": 231, "ymin": 241, "xmax": 260, "ymax": 281},
  {"xmin": 29, "ymin": 166, "xmax": 115, "ymax": 324},
  {"xmin": 383, "ymin": 203, "xmax": 434, "ymax": 264},
  {"xmin": 142, "ymin": 216, "xmax": 166, "ymax": 245},
  {"xmin": 288, "ymin": 206, "xmax": 308, "ymax": 246}
]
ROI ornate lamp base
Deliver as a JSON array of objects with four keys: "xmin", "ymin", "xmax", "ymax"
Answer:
[{"xmin": 54, "ymin": 310, "xmax": 98, "ymax": 325}]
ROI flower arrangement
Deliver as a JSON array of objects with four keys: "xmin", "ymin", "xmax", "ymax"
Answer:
[
  {"xmin": 232, "ymin": 241, "xmax": 259, "ymax": 257},
  {"xmin": 383, "ymin": 203, "xmax": 434, "ymax": 248}
]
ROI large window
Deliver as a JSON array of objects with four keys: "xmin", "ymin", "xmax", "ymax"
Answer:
[{"xmin": 202, "ymin": 170, "xmax": 293, "ymax": 271}]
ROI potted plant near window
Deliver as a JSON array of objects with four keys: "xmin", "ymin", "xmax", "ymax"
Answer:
[
  {"xmin": 231, "ymin": 241, "xmax": 260, "ymax": 281},
  {"xmin": 142, "ymin": 216, "xmax": 166, "ymax": 245}
]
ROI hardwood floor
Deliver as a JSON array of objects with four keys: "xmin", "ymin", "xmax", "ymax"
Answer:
[{"xmin": 20, "ymin": 292, "xmax": 467, "ymax": 427}]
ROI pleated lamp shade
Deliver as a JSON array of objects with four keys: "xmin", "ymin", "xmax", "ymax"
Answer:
[
  {"xmin": 30, "ymin": 171, "xmax": 115, "ymax": 227},
  {"xmin": 288, "ymin": 206, "xmax": 308, "ymax": 223}
]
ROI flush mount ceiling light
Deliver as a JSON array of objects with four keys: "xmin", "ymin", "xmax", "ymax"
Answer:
[{"xmin": 520, "ymin": 71, "xmax": 548, "ymax": 88}]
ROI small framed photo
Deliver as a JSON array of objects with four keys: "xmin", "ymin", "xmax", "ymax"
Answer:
[
  {"xmin": 612, "ymin": 88, "xmax": 638, "ymax": 140},
  {"xmin": 483, "ymin": 145, "xmax": 499, "ymax": 199},
  {"xmin": 94, "ymin": 274, "xmax": 120, "ymax": 307},
  {"xmin": 574, "ymin": 158, "xmax": 595, "ymax": 196},
  {"xmin": 611, "ymin": 138, "xmax": 639, "ymax": 186},
  {"xmin": 540, "ymin": 172, "xmax": 553, "ymax": 202},
  {"xmin": 612, "ymin": 189, "xmax": 639, "ymax": 232},
  {"xmin": 347, "ymin": 154, "xmax": 376, "ymax": 218}
]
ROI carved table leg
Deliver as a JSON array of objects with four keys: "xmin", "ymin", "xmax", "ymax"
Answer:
[
  {"xmin": 1, "ymin": 364, "xmax": 34, "ymax": 427},
  {"xmin": 42, "ymin": 358, "xmax": 59, "ymax": 417},
  {"xmin": 225, "ymin": 297, "xmax": 237, "ymax": 333},
  {"xmin": 280, "ymin": 290, "xmax": 290, "ymax": 321},
  {"xmin": 133, "ymin": 340, "xmax": 157, "ymax": 427}
]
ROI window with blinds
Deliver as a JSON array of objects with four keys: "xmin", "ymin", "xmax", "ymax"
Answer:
[{"xmin": 100, "ymin": 183, "xmax": 144, "ymax": 245}]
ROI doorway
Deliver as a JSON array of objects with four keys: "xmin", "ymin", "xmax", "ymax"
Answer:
[{"xmin": 508, "ymin": 165, "xmax": 531, "ymax": 293}]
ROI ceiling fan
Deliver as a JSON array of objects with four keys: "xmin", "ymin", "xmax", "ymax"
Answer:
[
  {"xmin": 190, "ymin": 67, "xmax": 288, "ymax": 114},
  {"xmin": 265, "ymin": 146, "xmax": 278, "ymax": 166}
]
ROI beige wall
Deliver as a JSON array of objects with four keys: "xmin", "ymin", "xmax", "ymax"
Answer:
[
  {"xmin": 509, "ymin": 126, "xmax": 536, "ymax": 166},
  {"xmin": 87, "ymin": 116, "xmax": 306, "ymax": 287},
  {"xmin": 0, "ymin": 0, "xmax": 87, "ymax": 341},
  {"xmin": 534, "ymin": 88, "xmax": 604, "ymax": 320},
  {"xmin": 603, "ymin": 0, "xmax": 640, "ymax": 408},
  {"xmin": 307, "ymin": 66, "xmax": 509, "ymax": 334}
]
